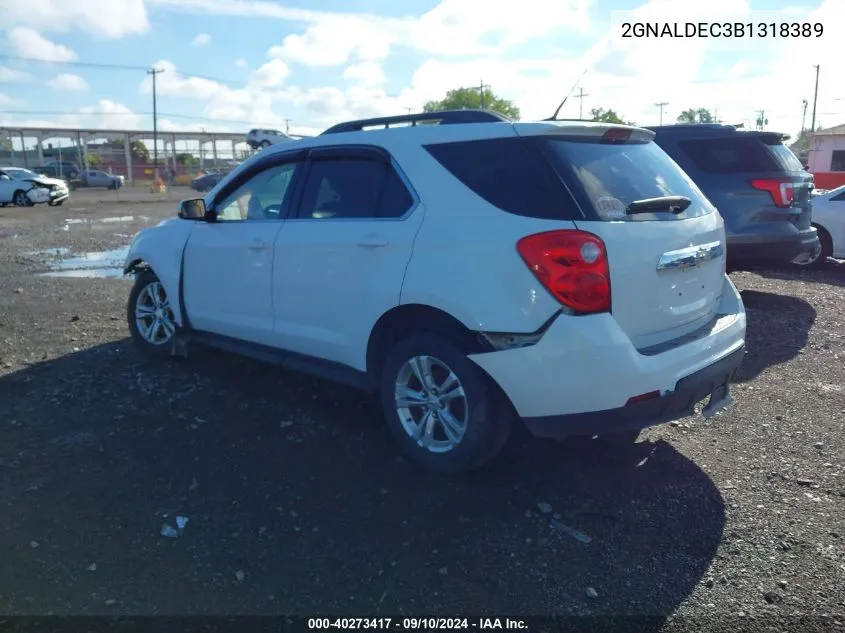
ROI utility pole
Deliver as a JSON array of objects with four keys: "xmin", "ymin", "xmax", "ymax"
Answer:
[
  {"xmin": 283, "ymin": 118, "xmax": 291, "ymax": 134},
  {"xmin": 147, "ymin": 67, "xmax": 164, "ymax": 175},
  {"xmin": 801, "ymin": 99, "xmax": 809, "ymax": 133},
  {"xmin": 477, "ymin": 79, "xmax": 490, "ymax": 109},
  {"xmin": 810, "ymin": 64, "xmax": 820, "ymax": 132},
  {"xmin": 756, "ymin": 110, "xmax": 767, "ymax": 130},
  {"xmin": 575, "ymin": 87, "xmax": 589, "ymax": 119},
  {"xmin": 655, "ymin": 102, "xmax": 668, "ymax": 125}
]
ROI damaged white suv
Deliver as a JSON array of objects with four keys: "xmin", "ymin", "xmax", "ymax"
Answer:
[
  {"xmin": 0, "ymin": 166, "xmax": 70, "ymax": 207},
  {"xmin": 123, "ymin": 110, "xmax": 747, "ymax": 474}
]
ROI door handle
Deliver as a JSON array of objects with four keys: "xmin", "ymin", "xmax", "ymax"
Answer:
[
  {"xmin": 248, "ymin": 241, "xmax": 271, "ymax": 251},
  {"xmin": 356, "ymin": 235, "xmax": 389, "ymax": 248}
]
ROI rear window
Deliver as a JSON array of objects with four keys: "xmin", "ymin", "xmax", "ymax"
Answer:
[
  {"xmin": 765, "ymin": 142, "xmax": 804, "ymax": 172},
  {"xmin": 538, "ymin": 137, "xmax": 716, "ymax": 221},
  {"xmin": 676, "ymin": 137, "xmax": 780, "ymax": 174},
  {"xmin": 423, "ymin": 137, "xmax": 578, "ymax": 220}
]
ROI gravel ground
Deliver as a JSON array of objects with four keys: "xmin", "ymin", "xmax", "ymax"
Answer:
[{"xmin": 0, "ymin": 192, "xmax": 843, "ymax": 631}]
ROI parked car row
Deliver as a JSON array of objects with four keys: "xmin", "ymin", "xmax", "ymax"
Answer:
[{"xmin": 124, "ymin": 109, "xmax": 750, "ymax": 475}]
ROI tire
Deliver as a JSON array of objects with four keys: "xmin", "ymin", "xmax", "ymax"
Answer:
[
  {"xmin": 127, "ymin": 270, "xmax": 177, "ymax": 358},
  {"xmin": 792, "ymin": 225, "xmax": 832, "ymax": 270},
  {"xmin": 12, "ymin": 190, "xmax": 30, "ymax": 207},
  {"xmin": 379, "ymin": 332, "xmax": 512, "ymax": 475},
  {"xmin": 260, "ymin": 140, "xmax": 271, "ymax": 148}
]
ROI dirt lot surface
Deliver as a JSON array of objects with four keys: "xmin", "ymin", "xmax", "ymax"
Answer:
[{"xmin": 0, "ymin": 191, "xmax": 843, "ymax": 631}]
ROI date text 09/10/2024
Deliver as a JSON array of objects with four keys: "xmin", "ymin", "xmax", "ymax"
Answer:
[
  {"xmin": 620, "ymin": 22, "xmax": 824, "ymax": 38},
  {"xmin": 307, "ymin": 618, "xmax": 527, "ymax": 630}
]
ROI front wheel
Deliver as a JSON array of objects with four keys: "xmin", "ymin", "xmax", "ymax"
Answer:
[
  {"xmin": 127, "ymin": 270, "xmax": 177, "ymax": 357},
  {"xmin": 260, "ymin": 140, "xmax": 271, "ymax": 148},
  {"xmin": 12, "ymin": 190, "xmax": 31, "ymax": 207},
  {"xmin": 379, "ymin": 333, "xmax": 512, "ymax": 475}
]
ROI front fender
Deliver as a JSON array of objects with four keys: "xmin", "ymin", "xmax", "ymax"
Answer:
[{"xmin": 124, "ymin": 219, "xmax": 194, "ymax": 327}]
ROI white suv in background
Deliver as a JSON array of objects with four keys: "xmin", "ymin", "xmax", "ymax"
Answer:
[
  {"xmin": 246, "ymin": 128, "xmax": 294, "ymax": 149},
  {"xmin": 124, "ymin": 109, "xmax": 747, "ymax": 474}
]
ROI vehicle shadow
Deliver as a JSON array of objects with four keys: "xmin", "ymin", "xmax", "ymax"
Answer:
[
  {"xmin": 733, "ymin": 289, "xmax": 815, "ymax": 383},
  {"xmin": 0, "ymin": 342, "xmax": 725, "ymax": 627},
  {"xmin": 742, "ymin": 259, "xmax": 845, "ymax": 289}
]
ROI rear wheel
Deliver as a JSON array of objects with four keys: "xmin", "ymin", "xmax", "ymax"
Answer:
[
  {"xmin": 792, "ymin": 225, "xmax": 832, "ymax": 269},
  {"xmin": 379, "ymin": 333, "xmax": 512, "ymax": 475},
  {"xmin": 127, "ymin": 270, "xmax": 177, "ymax": 357}
]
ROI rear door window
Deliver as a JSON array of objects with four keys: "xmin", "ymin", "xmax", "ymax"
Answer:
[
  {"xmin": 538, "ymin": 137, "xmax": 716, "ymax": 221},
  {"xmin": 423, "ymin": 137, "xmax": 577, "ymax": 220},
  {"xmin": 676, "ymin": 137, "xmax": 779, "ymax": 174}
]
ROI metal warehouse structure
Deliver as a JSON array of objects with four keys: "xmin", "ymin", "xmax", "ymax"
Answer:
[{"xmin": 0, "ymin": 125, "xmax": 306, "ymax": 183}]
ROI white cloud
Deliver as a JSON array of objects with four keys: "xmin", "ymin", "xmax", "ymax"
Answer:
[
  {"xmin": 192, "ymin": 32, "xmax": 211, "ymax": 46},
  {"xmin": 0, "ymin": 66, "xmax": 32, "ymax": 83},
  {"xmin": 7, "ymin": 28, "xmax": 77, "ymax": 62},
  {"xmin": 235, "ymin": 59, "xmax": 248, "ymax": 69},
  {"xmin": 249, "ymin": 59, "xmax": 290, "ymax": 89},
  {"xmin": 46, "ymin": 73, "xmax": 89, "ymax": 92},
  {"xmin": 78, "ymin": 100, "xmax": 145, "ymax": 129},
  {"xmin": 0, "ymin": 93, "xmax": 12, "ymax": 106},
  {"xmin": 2, "ymin": 0, "xmax": 149, "ymax": 38},
  {"xmin": 409, "ymin": 0, "xmax": 592, "ymax": 57},
  {"xmin": 268, "ymin": 15, "xmax": 396, "ymax": 67},
  {"xmin": 342, "ymin": 62, "xmax": 386, "ymax": 87}
]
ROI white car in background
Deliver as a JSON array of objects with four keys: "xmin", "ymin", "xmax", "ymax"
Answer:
[
  {"xmin": 796, "ymin": 185, "xmax": 845, "ymax": 267},
  {"xmin": 246, "ymin": 128, "xmax": 294, "ymax": 149},
  {"xmin": 0, "ymin": 166, "xmax": 70, "ymax": 207}
]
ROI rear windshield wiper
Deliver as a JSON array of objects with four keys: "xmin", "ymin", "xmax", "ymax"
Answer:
[{"xmin": 626, "ymin": 196, "xmax": 691, "ymax": 215}]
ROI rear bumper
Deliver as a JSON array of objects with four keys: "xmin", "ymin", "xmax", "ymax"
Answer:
[
  {"xmin": 522, "ymin": 345, "xmax": 744, "ymax": 439},
  {"xmin": 727, "ymin": 227, "xmax": 820, "ymax": 265},
  {"xmin": 467, "ymin": 275, "xmax": 746, "ymax": 438}
]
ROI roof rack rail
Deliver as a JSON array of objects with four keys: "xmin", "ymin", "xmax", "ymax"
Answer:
[{"xmin": 320, "ymin": 109, "xmax": 511, "ymax": 135}]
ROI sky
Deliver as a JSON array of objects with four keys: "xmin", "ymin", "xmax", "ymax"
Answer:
[{"xmin": 0, "ymin": 0, "xmax": 843, "ymax": 149}]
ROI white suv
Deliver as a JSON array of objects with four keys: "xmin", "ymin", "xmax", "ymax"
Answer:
[
  {"xmin": 246, "ymin": 128, "xmax": 294, "ymax": 150},
  {"xmin": 124, "ymin": 109, "xmax": 747, "ymax": 474}
]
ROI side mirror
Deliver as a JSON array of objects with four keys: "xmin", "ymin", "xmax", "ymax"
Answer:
[{"xmin": 179, "ymin": 198, "xmax": 214, "ymax": 221}]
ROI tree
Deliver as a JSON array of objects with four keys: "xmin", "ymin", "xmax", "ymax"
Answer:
[
  {"xmin": 423, "ymin": 87, "xmax": 521, "ymax": 120},
  {"xmin": 87, "ymin": 152, "xmax": 104, "ymax": 168},
  {"xmin": 676, "ymin": 108, "xmax": 714, "ymax": 124},
  {"xmin": 175, "ymin": 153, "xmax": 200, "ymax": 168},
  {"xmin": 589, "ymin": 108, "xmax": 631, "ymax": 125},
  {"xmin": 110, "ymin": 138, "xmax": 150, "ymax": 162}
]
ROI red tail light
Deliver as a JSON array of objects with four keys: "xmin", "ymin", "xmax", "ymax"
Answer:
[
  {"xmin": 516, "ymin": 230, "xmax": 611, "ymax": 314},
  {"xmin": 750, "ymin": 178, "xmax": 795, "ymax": 208}
]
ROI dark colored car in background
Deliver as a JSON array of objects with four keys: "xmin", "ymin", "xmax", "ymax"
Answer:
[
  {"xmin": 648, "ymin": 124, "xmax": 819, "ymax": 269},
  {"xmin": 40, "ymin": 161, "xmax": 81, "ymax": 180},
  {"xmin": 190, "ymin": 171, "xmax": 225, "ymax": 193}
]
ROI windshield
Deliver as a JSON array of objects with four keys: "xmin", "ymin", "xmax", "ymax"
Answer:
[{"xmin": 5, "ymin": 168, "xmax": 37, "ymax": 180}]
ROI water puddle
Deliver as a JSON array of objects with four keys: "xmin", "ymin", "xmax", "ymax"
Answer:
[
  {"xmin": 26, "ymin": 245, "xmax": 130, "ymax": 279},
  {"xmin": 64, "ymin": 215, "xmax": 135, "ymax": 227}
]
